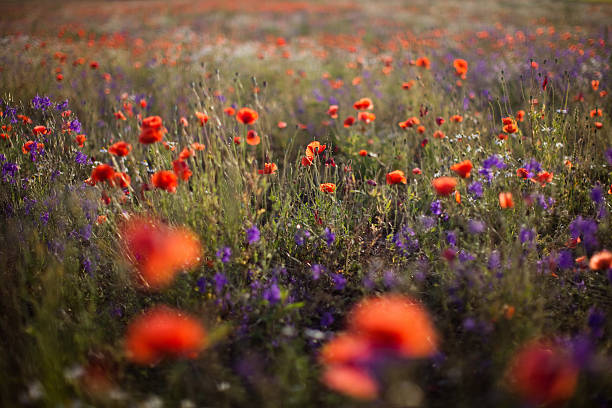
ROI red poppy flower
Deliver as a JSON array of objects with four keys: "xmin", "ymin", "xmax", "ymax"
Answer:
[
  {"xmin": 306, "ymin": 141, "xmax": 326, "ymax": 157},
  {"xmin": 415, "ymin": 56, "xmax": 430, "ymax": 69},
  {"xmin": 172, "ymin": 159, "xmax": 192, "ymax": 181},
  {"xmin": 33, "ymin": 125, "xmax": 48, "ymax": 135},
  {"xmin": 195, "ymin": 111, "xmax": 208, "ymax": 126},
  {"xmin": 343, "ymin": 116, "xmax": 355, "ymax": 127},
  {"xmin": 320, "ymin": 183, "xmax": 336, "ymax": 193},
  {"xmin": 359, "ymin": 150, "xmax": 368, "ymax": 157},
  {"xmin": 402, "ymin": 80, "xmax": 415, "ymax": 90},
  {"xmin": 246, "ymin": 130, "xmax": 260, "ymax": 146},
  {"xmin": 450, "ymin": 160, "xmax": 473, "ymax": 178},
  {"xmin": 386, "ymin": 170, "xmax": 407, "ymax": 185},
  {"xmin": 433, "ymin": 130, "xmax": 445, "ymax": 139},
  {"xmin": 507, "ymin": 340, "xmax": 578, "ymax": 406},
  {"xmin": 120, "ymin": 217, "xmax": 202, "ymax": 289},
  {"xmin": 109, "ymin": 141, "xmax": 133, "ymax": 157},
  {"xmin": 114, "ymin": 111, "xmax": 127, "ymax": 121},
  {"xmin": 327, "ymin": 105, "xmax": 339, "ymax": 119},
  {"xmin": 90, "ymin": 164, "xmax": 115, "ymax": 184},
  {"xmin": 450, "ymin": 115, "xmax": 463, "ymax": 123},
  {"xmin": 357, "ymin": 111, "xmax": 376, "ymax": 124},
  {"xmin": 224, "ymin": 107, "xmax": 236, "ymax": 116},
  {"xmin": 139, "ymin": 116, "xmax": 166, "ymax": 144},
  {"xmin": 499, "ymin": 192, "xmax": 514, "ymax": 208},
  {"xmin": 589, "ymin": 250, "xmax": 612, "ymax": 270},
  {"xmin": 22, "ymin": 140, "xmax": 45, "ymax": 154},
  {"xmin": 516, "ymin": 110, "xmax": 526, "ymax": 122},
  {"xmin": 348, "ymin": 294, "xmax": 438, "ymax": 358},
  {"xmin": 151, "ymin": 170, "xmax": 178, "ymax": 193},
  {"xmin": 517, "ymin": 168, "xmax": 529, "ymax": 179},
  {"xmin": 179, "ymin": 147, "xmax": 194, "ymax": 160},
  {"xmin": 277, "ymin": 121, "xmax": 287, "ymax": 129},
  {"xmin": 75, "ymin": 134, "xmax": 86, "ymax": 148},
  {"xmin": 353, "ymin": 97, "xmax": 373, "ymax": 110},
  {"xmin": 532, "ymin": 171, "xmax": 553, "ymax": 186},
  {"xmin": 322, "ymin": 365, "xmax": 378, "ymax": 401},
  {"xmin": 432, "ymin": 177, "xmax": 457, "ymax": 196},
  {"xmin": 258, "ymin": 162, "xmax": 278, "ymax": 175},
  {"xmin": 236, "ymin": 107, "xmax": 259, "ymax": 125},
  {"xmin": 125, "ymin": 305, "xmax": 207, "ymax": 364},
  {"xmin": 301, "ymin": 156, "xmax": 314, "ymax": 167},
  {"xmin": 453, "ymin": 58, "xmax": 468, "ymax": 78}
]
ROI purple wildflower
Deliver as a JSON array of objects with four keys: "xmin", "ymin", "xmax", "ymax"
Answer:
[
  {"xmin": 467, "ymin": 181, "xmax": 483, "ymax": 198},
  {"xmin": 430, "ymin": 200, "xmax": 443, "ymax": 216},
  {"xmin": 468, "ymin": 219, "xmax": 486, "ymax": 234},
  {"xmin": 263, "ymin": 283, "xmax": 282, "ymax": 304},
  {"xmin": 324, "ymin": 227, "xmax": 335, "ymax": 246},
  {"xmin": 331, "ymin": 273, "xmax": 347, "ymax": 290},
  {"xmin": 246, "ymin": 225, "xmax": 260, "ymax": 244},
  {"xmin": 216, "ymin": 246, "xmax": 232, "ymax": 263},
  {"xmin": 75, "ymin": 151, "xmax": 88, "ymax": 165},
  {"xmin": 214, "ymin": 273, "xmax": 228, "ymax": 293},
  {"xmin": 519, "ymin": 227, "xmax": 536, "ymax": 244}
]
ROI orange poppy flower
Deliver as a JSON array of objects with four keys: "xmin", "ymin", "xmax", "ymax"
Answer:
[
  {"xmin": 432, "ymin": 177, "xmax": 457, "ymax": 196},
  {"xmin": 417, "ymin": 125, "xmax": 425, "ymax": 134},
  {"xmin": 591, "ymin": 80, "xmax": 599, "ymax": 91},
  {"xmin": 191, "ymin": 142, "xmax": 205, "ymax": 151},
  {"xmin": 402, "ymin": 80, "xmax": 415, "ymax": 90},
  {"xmin": 114, "ymin": 111, "xmax": 127, "ymax": 121},
  {"xmin": 33, "ymin": 125, "xmax": 48, "ymax": 135},
  {"xmin": 348, "ymin": 294, "xmax": 438, "ymax": 358},
  {"xmin": 319, "ymin": 332, "xmax": 373, "ymax": 365},
  {"xmin": 223, "ymin": 107, "xmax": 235, "ymax": 116},
  {"xmin": 195, "ymin": 111, "xmax": 208, "ymax": 126},
  {"xmin": 172, "ymin": 159, "xmax": 192, "ymax": 181},
  {"xmin": 450, "ymin": 115, "xmax": 463, "ymax": 123},
  {"xmin": 532, "ymin": 171, "xmax": 553, "ymax": 186},
  {"xmin": 416, "ymin": 56, "xmax": 430, "ymax": 69},
  {"xmin": 258, "ymin": 162, "xmax": 278, "ymax": 175},
  {"xmin": 327, "ymin": 105, "xmax": 339, "ymax": 118},
  {"xmin": 125, "ymin": 306, "xmax": 207, "ymax": 364},
  {"xmin": 75, "ymin": 134, "xmax": 86, "ymax": 148},
  {"xmin": 506, "ymin": 340, "xmax": 578, "ymax": 406},
  {"xmin": 359, "ymin": 150, "xmax": 368, "ymax": 157},
  {"xmin": 386, "ymin": 170, "xmax": 407, "ymax": 185},
  {"xmin": 139, "ymin": 116, "xmax": 166, "ymax": 144},
  {"xmin": 277, "ymin": 121, "xmax": 287, "ymax": 129},
  {"xmin": 590, "ymin": 109, "xmax": 602, "ymax": 117},
  {"xmin": 109, "ymin": 141, "xmax": 132, "ymax": 157},
  {"xmin": 517, "ymin": 168, "xmax": 529, "ymax": 179},
  {"xmin": 151, "ymin": 170, "xmax": 178, "ymax": 193},
  {"xmin": 433, "ymin": 130, "xmax": 445, "ymax": 139},
  {"xmin": 180, "ymin": 117, "xmax": 189, "ymax": 127},
  {"xmin": 344, "ymin": 116, "xmax": 355, "ymax": 127},
  {"xmin": 589, "ymin": 250, "xmax": 612, "ymax": 270},
  {"xmin": 236, "ymin": 107, "xmax": 259, "ymax": 125},
  {"xmin": 357, "ymin": 111, "xmax": 376, "ymax": 124},
  {"xmin": 233, "ymin": 136, "xmax": 241, "ymax": 145},
  {"xmin": 320, "ymin": 183, "xmax": 336, "ymax": 193},
  {"xmin": 22, "ymin": 140, "xmax": 44, "ymax": 154},
  {"xmin": 450, "ymin": 160, "xmax": 473, "ymax": 178},
  {"xmin": 353, "ymin": 97, "xmax": 373, "ymax": 110},
  {"xmin": 594, "ymin": 122, "xmax": 603, "ymax": 129},
  {"xmin": 453, "ymin": 58, "xmax": 468, "ymax": 78},
  {"xmin": 90, "ymin": 164, "xmax": 115, "ymax": 185},
  {"xmin": 321, "ymin": 365, "xmax": 378, "ymax": 401},
  {"xmin": 503, "ymin": 122, "xmax": 518, "ymax": 134},
  {"xmin": 455, "ymin": 190, "xmax": 461, "ymax": 204},
  {"xmin": 516, "ymin": 110, "xmax": 526, "ymax": 122},
  {"xmin": 179, "ymin": 148, "xmax": 195, "ymax": 160},
  {"xmin": 246, "ymin": 130, "xmax": 260, "ymax": 146},
  {"xmin": 120, "ymin": 217, "xmax": 202, "ymax": 290},
  {"xmin": 499, "ymin": 192, "xmax": 514, "ymax": 208},
  {"xmin": 306, "ymin": 141, "xmax": 326, "ymax": 157}
]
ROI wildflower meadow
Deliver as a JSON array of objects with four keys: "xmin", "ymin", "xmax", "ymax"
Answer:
[{"xmin": 0, "ymin": 0, "xmax": 611, "ymax": 406}]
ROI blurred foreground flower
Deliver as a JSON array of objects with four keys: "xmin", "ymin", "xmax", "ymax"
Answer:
[
  {"xmin": 320, "ymin": 294, "xmax": 438, "ymax": 400},
  {"xmin": 119, "ymin": 216, "xmax": 202, "ymax": 290},
  {"xmin": 125, "ymin": 306, "xmax": 207, "ymax": 365},
  {"xmin": 506, "ymin": 340, "xmax": 579, "ymax": 406}
]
